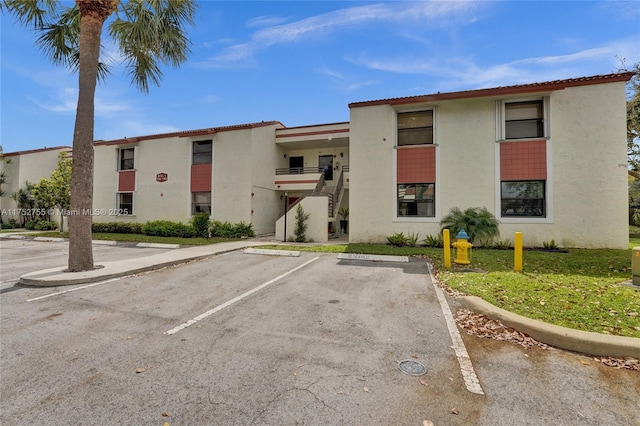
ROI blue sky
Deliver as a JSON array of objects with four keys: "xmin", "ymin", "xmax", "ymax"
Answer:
[{"xmin": 1, "ymin": 1, "xmax": 639, "ymax": 153}]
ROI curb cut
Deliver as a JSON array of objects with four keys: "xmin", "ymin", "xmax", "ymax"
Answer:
[
  {"xmin": 244, "ymin": 248, "xmax": 301, "ymax": 257},
  {"xmin": 136, "ymin": 242, "xmax": 181, "ymax": 249},
  {"xmin": 337, "ymin": 253, "xmax": 409, "ymax": 263},
  {"xmin": 457, "ymin": 295, "xmax": 640, "ymax": 358},
  {"xmin": 33, "ymin": 237, "xmax": 65, "ymax": 242}
]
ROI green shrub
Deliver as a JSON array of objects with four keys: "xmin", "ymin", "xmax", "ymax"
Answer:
[
  {"xmin": 92, "ymin": 222, "xmax": 143, "ymax": 234},
  {"xmin": 542, "ymin": 239, "xmax": 559, "ymax": 250},
  {"xmin": 142, "ymin": 220, "xmax": 195, "ymax": 238},
  {"xmin": 24, "ymin": 220, "xmax": 38, "ymax": 230},
  {"xmin": 423, "ymin": 234, "xmax": 444, "ymax": 248},
  {"xmin": 490, "ymin": 239, "xmax": 513, "ymax": 250},
  {"xmin": 440, "ymin": 206, "xmax": 499, "ymax": 244},
  {"xmin": 191, "ymin": 213, "xmax": 210, "ymax": 238},
  {"xmin": 210, "ymin": 220, "xmax": 255, "ymax": 238},
  {"xmin": 406, "ymin": 232, "xmax": 420, "ymax": 247},
  {"xmin": 233, "ymin": 221, "xmax": 255, "ymax": 238},
  {"xmin": 210, "ymin": 221, "xmax": 234, "ymax": 237},
  {"xmin": 387, "ymin": 232, "xmax": 407, "ymax": 247},
  {"xmin": 34, "ymin": 220, "xmax": 58, "ymax": 231}
]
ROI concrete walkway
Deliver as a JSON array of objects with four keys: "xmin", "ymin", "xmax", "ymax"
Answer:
[
  {"xmin": 19, "ymin": 240, "xmax": 273, "ymax": 286},
  {"xmin": 14, "ymin": 236, "xmax": 640, "ymax": 359}
]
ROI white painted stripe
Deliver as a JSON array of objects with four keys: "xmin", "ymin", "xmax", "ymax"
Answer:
[
  {"xmin": 26, "ymin": 278, "xmax": 121, "ymax": 302},
  {"xmin": 428, "ymin": 263, "xmax": 485, "ymax": 395},
  {"xmin": 165, "ymin": 256, "xmax": 320, "ymax": 335}
]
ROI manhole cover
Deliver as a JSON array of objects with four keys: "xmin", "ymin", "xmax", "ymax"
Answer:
[{"xmin": 398, "ymin": 360, "xmax": 427, "ymax": 376}]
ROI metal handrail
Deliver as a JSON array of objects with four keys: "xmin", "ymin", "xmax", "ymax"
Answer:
[{"xmin": 275, "ymin": 167, "xmax": 323, "ymax": 175}]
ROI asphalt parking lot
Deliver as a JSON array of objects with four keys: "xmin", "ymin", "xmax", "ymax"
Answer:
[{"xmin": 1, "ymin": 239, "xmax": 639, "ymax": 425}]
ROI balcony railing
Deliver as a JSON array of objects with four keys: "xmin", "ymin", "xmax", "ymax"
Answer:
[
  {"xmin": 276, "ymin": 165, "xmax": 349, "ymax": 175},
  {"xmin": 275, "ymin": 167, "xmax": 323, "ymax": 175}
]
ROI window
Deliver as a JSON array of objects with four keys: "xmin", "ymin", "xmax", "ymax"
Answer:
[
  {"xmin": 192, "ymin": 192, "xmax": 211, "ymax": 215},
  {"xmin": 397, "ymin": 110, "xmax": 433, "ymax": 146},
  {"xmin": 501, "ymin": 181, "xmax": 545, "ymax": 217},
  {"xmin": 505, "ymin": 100, "xmax": 543, "ymax": 139},
  {"xmin": 398, "ymin": 183, "xmax": 435, "ymax": 217},
  {"xmin": 193, "ymin": 140, "xmax": 212, "ymax": 165},
  {"xmin": 119, "ymin": 148, "xmax": 135, "ymax": 170},
  {"xmin": 117, "ymin": 193, "xmax": 133, "ymax": 215}
]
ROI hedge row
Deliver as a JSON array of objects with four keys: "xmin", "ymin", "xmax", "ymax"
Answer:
[{"xmin": 91, "ymin": 216, "xmax": 255, "ymax": 239}]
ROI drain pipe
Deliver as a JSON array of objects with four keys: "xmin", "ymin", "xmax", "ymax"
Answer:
[{"xmin": 283, "ymin": 191, "xmax": 288, "ymax": 242}]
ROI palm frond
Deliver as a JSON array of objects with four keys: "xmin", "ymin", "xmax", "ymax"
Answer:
[
  {"xmin": 2, "ymin": 0, "xmax": 58, "ymax": 29},
  {"xmin": 109, "ymin": 0, "xmax": 197, "ymax": 92}
]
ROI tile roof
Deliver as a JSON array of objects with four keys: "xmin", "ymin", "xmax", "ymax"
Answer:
[
  {"xmin": 3, "ymin": 146, "xmax": 72, "ymax": 157},
  {"xmin": 94, "ymin": 121, "xmax": 284, "ymax": 146},
  {"xmin": 348, "ymin": 72, "xmax": 636, "ymax": 108}
]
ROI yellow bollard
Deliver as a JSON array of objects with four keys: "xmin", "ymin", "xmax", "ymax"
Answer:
[
  {"xmin": 443, "ymin": 229, "xmax": 451, "ymax": 268},
  {"xmin": 514, "ymin": 232, "xmax": 523, "ymax": 272}
]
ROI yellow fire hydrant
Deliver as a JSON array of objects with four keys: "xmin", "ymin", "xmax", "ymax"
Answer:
[{"xmin": 452, "ymin": 229, "xmax": 472, "ymax": 265}]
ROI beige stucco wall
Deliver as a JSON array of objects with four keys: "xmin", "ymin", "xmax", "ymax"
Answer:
[
  {"xmin": 93, "ymin": 123, "xmax": 283, "ymax": 235},
  {"xmin": 349, "ymin": 80, "xmax": 629, "ymax": 248},
  {"xmin": 498, "ymin": 82, "xmax": 629, "ymax": 249},
  {"xmin": 275, "ymin": 195, "xmax": 329, "ymax": 242},
  {"xmin": 1, "ymin": 147, "xmax": 71, "ymax": 223},
  {"xmin": 93, "ymin": 136, "xmax": 194, "ymax": 224},
  {"xmin": 249, "ymin": 124, "xmax": 282, "ymax": 235}
]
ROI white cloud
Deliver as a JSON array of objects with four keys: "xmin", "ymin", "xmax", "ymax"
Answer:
[
  {"xmin": 196, "ymin": 1, "xmax": 480, "ymax": 69},
  {"xmin": 246, "ymin": 15, "xmax": 289, "ymax": 28},
  {"xmin": 350, "ymin": 36, "xmax": 640, "ymax": 91}
]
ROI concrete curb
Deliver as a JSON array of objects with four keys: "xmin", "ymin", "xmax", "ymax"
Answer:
[
  {"xmin": 457, "ymin": 295, "xmax": 640, "ymax": 358},
  {"xmin": 337, "ymin": 253, "xmax": 409, "ymax": 263}
]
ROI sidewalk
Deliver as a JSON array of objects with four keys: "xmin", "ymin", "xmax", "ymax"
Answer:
[{"xmin": 19, "ymin": 240, "xmax": 274, "ymax": 287}]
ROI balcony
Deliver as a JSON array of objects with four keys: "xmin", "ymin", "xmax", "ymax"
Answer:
[{"xmin": 274, "ymin": 165, "xmax": 349, "ymax": 191}]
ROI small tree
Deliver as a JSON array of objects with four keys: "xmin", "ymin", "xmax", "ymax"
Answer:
[
  {"xmin": 11, "ymin": 182, "xmax": 35, "ymax": 227},
  {"xmin": 294, "ymin": 204, "xmax": 310, "ymax": 242},
  {"xmin": 32, "ymin": 152, "xmax": 72, "ymax": 232},
  {"xmin": 440, "ymin": 206, "xmax": 500, "ymax": 245},
  {"xmin": 0, "ymin": 144, "xmax": 10, "ymax": 197}
]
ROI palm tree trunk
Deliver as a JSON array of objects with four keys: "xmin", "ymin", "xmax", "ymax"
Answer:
[{"xmin": 67, "ymin": 13, "xmax": 104, "ymax": 272}]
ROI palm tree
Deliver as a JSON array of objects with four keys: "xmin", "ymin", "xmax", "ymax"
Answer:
[
  {"xmin": 440, "ymin": 206, "xmax": 500, "ymax": 245},
  {"xmin": 2, "ymin": 0, "xmax": 196, "ymax": 271}
]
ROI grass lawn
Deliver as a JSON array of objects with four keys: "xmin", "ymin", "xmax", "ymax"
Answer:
[{"xmin": 265, "ymin": 243, "xmax": 640, "ymax": 338}]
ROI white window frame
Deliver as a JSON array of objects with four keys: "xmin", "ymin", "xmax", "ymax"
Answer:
[
  {"xmin": 116, "ymin": 192, "xmax": 134, "ymax": 216},
  {"xmin": 117, "ymin": 146, "xmax": 136, "ymax": 171},
  {"xmin": 392, "ymin": 106, "xmax": 440, "ymax": 222},
  {"xmin": 496, "ymin": 96, "xmax": 550, "ymax": 142},
  {"xmin": 494, "ymin": 139, "xmax": 554, "ymax": 224},
  {"xmin": 191, "ymin": 191, "xmax": 212, "ymax": 216},
  {"xmin": 395, "ymin": 107, "xmax": 438, "ymax": 147},
  {"xmin": 192, "ymin": 140, "xmax": 213, "ymax": 165}
]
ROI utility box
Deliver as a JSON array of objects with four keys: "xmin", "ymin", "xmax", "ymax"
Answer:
[{"xmin": 633, "ymin": 247, "xmax": 640, "ymax": 286}]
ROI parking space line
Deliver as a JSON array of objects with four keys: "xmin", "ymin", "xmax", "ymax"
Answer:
[
  {"xmin": 427, "ymin": 263, "xmax": 485, "ymax": 395},
  {"xmin": 165, "ymin": 256, "xmax": 320, "ymax": 336},
  {"xmin": 26, "ymin": 278, "xmax": 121, "ymax": 302}
]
